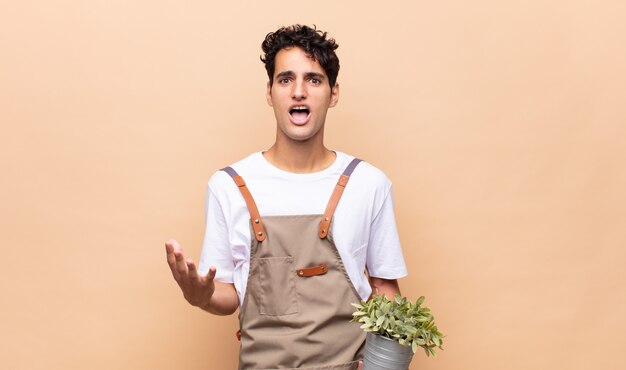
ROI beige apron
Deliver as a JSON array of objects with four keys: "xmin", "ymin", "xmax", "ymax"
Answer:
[{"xmin": 222, "ymin": 158, "xmax": 366, "ymax": 370}]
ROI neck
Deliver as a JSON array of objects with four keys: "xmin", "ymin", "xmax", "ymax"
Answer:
[{"xmin": 263, "ymin": 135, "xmax": 335, "ymax": 174}]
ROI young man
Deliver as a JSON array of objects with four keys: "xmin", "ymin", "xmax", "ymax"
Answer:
[{"xmin": 165, "ymin": 25, "xmax": 407, "ymax": 369}]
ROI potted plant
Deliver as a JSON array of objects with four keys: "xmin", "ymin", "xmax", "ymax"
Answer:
[{"xmin": 351, "ymin": 294, "xmax": 444, "ymax": 369}]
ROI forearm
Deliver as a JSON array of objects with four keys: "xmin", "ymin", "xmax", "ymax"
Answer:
[
  {"xmin": 199, "ymin": 282, "xmax": 239, "ymax": 315},
  {"xmin": 369, "ymin": 277, "xmax": 401, "ymax": 299}
]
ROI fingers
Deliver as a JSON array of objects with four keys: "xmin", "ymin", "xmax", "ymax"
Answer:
[
  {"xmin": 165, "ymin": 238, "xmax": 182, "ymax": 253},
  {"xmin": 165, "ymin": 240, "xmax": 214, "ymax": 307},
  {"xmin": 165, "ymin": 240, "xmax": 181, "ymax": 281},
  {"xmin": 187, "ymin": 259, "xmax": 198, "ymax": 283},
  {"xmin": 165, "ymin": 239, "xmax": 191, "ymax": 284},
  {"xmin": 189, "ymin": 262, "xmax": 216, "ymax": 286},
  {"xmin": 357, "ymin": 360, "xmax": 363, "ymax": 370},
  {"xmin": 175, "ymin": 250, "xmax": 189, "ymax": 280},
  {"xmin": 207, "ymin": 266, "xmax": 217, "ymax": 281}
]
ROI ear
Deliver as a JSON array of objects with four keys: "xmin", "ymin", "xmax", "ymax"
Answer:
[
  {"xmin": 266, "ymin": 81, "xmax": 273, "ymax": 107},
  {"xmin": 329, "ymin": 83, "xmax": 340, "ymax": 108}
]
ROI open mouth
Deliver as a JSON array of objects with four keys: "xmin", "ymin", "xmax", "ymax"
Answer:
[{"xmin": 289, "ymin": 106, "xmax": 310, "ymax": 124}]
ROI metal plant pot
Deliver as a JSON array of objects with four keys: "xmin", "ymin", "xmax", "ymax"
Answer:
[{"xmin": 362, "ymin": 332, "xmax": 414, "ymax": 370}]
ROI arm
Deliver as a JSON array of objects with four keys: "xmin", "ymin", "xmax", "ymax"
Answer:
[
  {"xmin": 369, "ymin": 277, "xmax": 401, "ymax": 299},
  {"xmin": 165, "ymin": 239, "xmax": 239, "ymax": 315},
  {"xmin": 366, "ymin": 183, "xmax": 407, "ymax": 300}
]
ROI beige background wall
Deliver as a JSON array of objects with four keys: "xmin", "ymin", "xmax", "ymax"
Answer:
[{"xmin": 1, "ymin": 1, "xmax": 625, "ymax": 369}]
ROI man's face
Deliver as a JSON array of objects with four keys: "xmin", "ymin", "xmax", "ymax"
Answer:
[{"xmin": 266, "ymin": 47, "xmax": 339, "ymax": 143}]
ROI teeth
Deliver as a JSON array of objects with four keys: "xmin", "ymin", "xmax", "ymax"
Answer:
[{"xmin": 292, "ymin": 106, "xmax": 308, "ymax": 110}]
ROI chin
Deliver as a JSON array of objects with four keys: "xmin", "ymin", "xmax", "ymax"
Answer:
[
  {"xmin": 286, "ymin": 133, "xmax": 316, "ymax": 142},
  {"xmin": 280, "ymin": 130, "xmax": 319, "ymax": 142}
]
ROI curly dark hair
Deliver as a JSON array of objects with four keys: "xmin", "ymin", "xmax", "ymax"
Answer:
[{"xmin": 261, "ymin": 25, "xmax": 340, "ymax": 88}]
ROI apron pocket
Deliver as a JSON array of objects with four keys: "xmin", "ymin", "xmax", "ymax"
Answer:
[{"xmin": 257, "ymin": 256, "xmax": 299, "ymax": 316}]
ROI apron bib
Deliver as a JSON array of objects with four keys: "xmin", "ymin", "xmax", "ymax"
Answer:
[{"xmin": 222, "ymin": 159, "xmax": 366, "ymax": 370}]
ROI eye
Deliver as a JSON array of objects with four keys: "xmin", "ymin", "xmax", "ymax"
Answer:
[
  {"xmin": 278, "ymin": 78, "xmax": 291, "ymax": 84},
  {"xmin": 310, "ymin": 78, "xmax": 321, "ymax": 85}
]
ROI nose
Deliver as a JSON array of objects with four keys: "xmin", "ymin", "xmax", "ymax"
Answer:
[{"xmin": 292, "ymin": 79, "xmax": 307, "ymax": 100}]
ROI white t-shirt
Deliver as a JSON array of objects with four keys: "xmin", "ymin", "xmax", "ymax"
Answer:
[{"xmin": 198, "ymin": 151, "xmax": 408, "ymax": 305}]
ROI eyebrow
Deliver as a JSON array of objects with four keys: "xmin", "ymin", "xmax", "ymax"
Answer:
[
  {"xmin": 275, "ymin": 71, "xmax": 295, "ymax": 80},
  {"xmin": 275, "ymin": 71, "xmax": 326, "ymax": 80},
  {"xmin": 305, "ymin": 72, "xmax": 326, "ymax": 80}
]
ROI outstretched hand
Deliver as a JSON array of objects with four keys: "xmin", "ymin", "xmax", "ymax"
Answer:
[{"xmin": 165, "ymin": 239, "xmax": 216, "ymax": 309}]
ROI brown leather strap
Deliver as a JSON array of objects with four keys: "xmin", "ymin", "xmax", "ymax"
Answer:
[
  {"xmin": 296, "ymin": 264, "xmax": 329, "ymax": 277},
  {"xmin": 221, "ymin": 167, "xmax": 266, "ymax": 242},
  {"xmin": 319, "ymin": 158, "xmax": 362, "ymax": 238}
]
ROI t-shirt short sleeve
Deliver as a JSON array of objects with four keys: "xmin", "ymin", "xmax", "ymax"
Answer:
[
  {"xmin": 198, "ymin": 177, "xmax": 235, "ymax": 283},
  {"xmin": 366, "ymin": 187, "xmax": 408, "ymax": 279}
]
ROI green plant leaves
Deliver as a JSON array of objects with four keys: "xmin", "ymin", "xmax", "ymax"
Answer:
[{"xmin": 351, "ymin": 294, "xmax": 444, "ymax": 356}]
